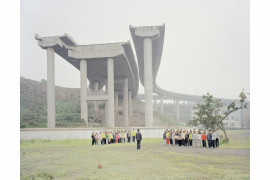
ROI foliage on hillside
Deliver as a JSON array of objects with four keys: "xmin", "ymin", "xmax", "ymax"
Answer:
[{"xmin": 20, "ymin": 77, "xmax": 84, "ymax": 128}]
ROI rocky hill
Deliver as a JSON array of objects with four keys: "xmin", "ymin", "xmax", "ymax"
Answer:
[{"xmin": 20, "ymin": 77, "xmax": 176, "ymax": 128}]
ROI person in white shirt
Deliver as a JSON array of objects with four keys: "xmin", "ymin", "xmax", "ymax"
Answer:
[
  {"xmin": 192, "ymin": 130, "xmax": 197, "ymax": 148},
  {"xmin": 215, "ymin": 129, "xmax": 220, "ymax": 147},
  {"xmin": 197, "ymin": 131, "xmax": 202, "ymax": 148},
  {"xmin": 98, "ymin": 131, "xmax": 102, "ymax": 145},
  {"xmin": 182, "ymin": 131, "xmax": 186, "ymax": 146},
  {"xmin": 172, "ymin": 130, "xmax": 175, "ymax": 146},
  {"xmin": 212, "ymin": 130, "xmax": 216, "ymax": 148}
]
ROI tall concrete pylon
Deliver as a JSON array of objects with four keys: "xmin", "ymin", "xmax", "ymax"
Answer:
[
  {"xmin": 107, "ymin": 58, "xmax": 115, "ymax": 127},
  {"xmin": 47, "ymin": 47, "xmax": 55, "ymax": 128},
  {"xmin": 160, "ymin": 95, "xmax": 164, "ymax": 114},
  {"xmin": 176, "ymin": 100, "xmax": 180, "ymax": 121},
  {"xmin": 130, "ymin": 25, "xmax": 165, "ymax": 127},
  {"xmin": 80, "ymin": 59, "xmax": 88, "ymax": 125}
]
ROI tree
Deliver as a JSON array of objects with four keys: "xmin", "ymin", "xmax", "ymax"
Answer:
[{"xmin": 188, "ymin": 90, "xmax": 248, "ymax": 143}]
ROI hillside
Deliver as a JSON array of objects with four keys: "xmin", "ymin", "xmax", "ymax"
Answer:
[{"xmin": 20, "ymin": 77, "xmax": 176, "ymax": 128}]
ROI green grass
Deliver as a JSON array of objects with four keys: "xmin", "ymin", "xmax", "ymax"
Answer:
[{"xmin": 21, "ymin": 130, "xmax": 250, "ymax": 180}]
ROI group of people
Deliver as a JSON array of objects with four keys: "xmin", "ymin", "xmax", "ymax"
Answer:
[
  {"xmin": 91, "ymin": 129, "xmax": 143, "ymax": 149},
  {"xmin": 163, "ymin": 129, "xmax": 220, "ymax": 148},
  {"xmin": 91, "ymin": 129, "xmax": 136, "ymax": 145}
]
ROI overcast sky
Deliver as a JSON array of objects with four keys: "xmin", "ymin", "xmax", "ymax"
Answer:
[{"xmin": 20, "ymin": 0, "xmax": 249, "ymax": 99}]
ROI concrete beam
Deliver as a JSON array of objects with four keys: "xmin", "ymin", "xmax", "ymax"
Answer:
[
  {"xmin": 47, "ymin": 48, "xmax": 55, "ymax": 128},
  {"xmin": 80, "ymin": 59, "xmax": 88, "ymax": 126},
  {"xmin": 107, "ymin": 58, "xmax": 115, "ymax": 127},
  {"xmin": 86, "ymin": 95, "xmax": 109, "ymax": 101}
]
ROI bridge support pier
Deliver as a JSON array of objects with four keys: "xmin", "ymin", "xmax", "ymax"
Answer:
[
  {"xmin": 144, "ymin": 37, "xmax": 153, "ymax": 127},
  {"xmin": 47, "ymin": 47, "xmax": 55, "ymax": 128},
  {"xmin": 80, "ymin": 59, "xmax": 88, "ymax": 126},
  {"xmin": 94, "ymin": 82, "xmax": 99, "ymax": 111},
  {"xmin": 160, "ymin": 95, "xmax": 164, "ymax": 114},
  {"xmin": 107, "ymin": 58, "xmax": 115, "ymax": 127},
  {"xmin": 128, "ymin": 91, "xmax": 132, "ymax": 116},
  {"xmin": 176, "ymin": 100, "xmax": 179, "ymax": 121},
  {"xmin": 123, "ymin": 78, "xmax": 129, "ymax": 126}
]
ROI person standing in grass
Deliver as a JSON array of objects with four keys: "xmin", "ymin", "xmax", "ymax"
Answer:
[
  {"xmin": 175, "ymin": 131, "xmax": 179, "ymax": 146},
  {"xmin": 95, "ymin": 132, "xmax": 98, "ymax": 145},
  {"xmin": 121, "ymin": 131, "xmax": 125, "ymax": 143},
  {"xmin": 136, "ymin": 129, "xmax": 142, "ymax": 150},
  {"xmin": 169, "ymin": 130, "xmax": 173, "ymax": 145},
  {"xmin": 166, "ymin": 130, "xmax": 170, "ymax": 145},
  {"xmin": 132, "ymin": 129, "xmax": 136, "ymax": 143},
  {"xmin": 197, "ymin": 131, "xmax": 202, "ymax": 148},
  {"xmin": 172, "ymin": 130, "xmax": 175, "ymax": 146},
  {"xmin": 116, "ymin": 132, "xmax": 119, "ymax": 143},
  {"xmin": 163, "ymin": 130, "xmax": 166, "ymax": 145},
  {"xmin": 91, "ymin": 132, "xmax": 95, "ymax": 145},
  {"xmin": 178, "ymin": 131, "xmax": 182, "ymax": 146},
  {"xmin": 189, "ymin": 130, "xmax": 193, "ymax": 146},
  {"xmin": 207, "ymin": 130, "xmax": 212, "ymax": 148},
  {"xmin": 98, "ymin": 131, "xmax": 102, "ymax": 145},
  {"xmin": 212, "ymin": 130, "xmax": 216, "ymax": 148},
  {"xmin": 181, "ymin": 130, "xmax": 186, "ymax": 146},
  {"xmin": 202, "ymin": 131, "xmax": 207, "ymax": 147},
  {"xmin": 216, "ymin": 129, "xmax": 220, "ymax": 147},
  {"xmin": 105, "ymin": 132, "xmax": 109, "ymax": 144},
  {"xmin": 185, "ymin": 131, "xmax": 189, "ymax": 146},
  {"xmin": 102, "ymin": 131, "xmax": 106, "ymax": 145},
  {"xmin": 127, "ymin": 130, "xmax": 131, "ymax": 143},
  {"xmin": 192, "ymin": 130, "xmax": 197, "ymax": 147}
]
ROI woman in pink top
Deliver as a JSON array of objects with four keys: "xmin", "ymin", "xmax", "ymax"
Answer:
[{"xmin": 116, "ymin": 133, "xmax": 119, "ymax": 143}]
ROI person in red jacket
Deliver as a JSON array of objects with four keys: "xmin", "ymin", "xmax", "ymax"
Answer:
[{"xmin": 201, "ymin": 131, "xmax": 207, "ymax": 148}]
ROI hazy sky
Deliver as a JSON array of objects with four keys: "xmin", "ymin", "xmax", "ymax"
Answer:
[{"xmin": 20, "ymin": 0, "xmax": 249, "ymax": 99}]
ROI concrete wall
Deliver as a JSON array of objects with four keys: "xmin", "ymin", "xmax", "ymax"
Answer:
[{"xmin": 20, "ymin": 127, "xmax": 179, "ymax": 140}]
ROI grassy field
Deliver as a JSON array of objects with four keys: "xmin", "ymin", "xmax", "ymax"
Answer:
[{"xmin": 20, "ymin": 130, "xmax": 250, "ymax": 180}]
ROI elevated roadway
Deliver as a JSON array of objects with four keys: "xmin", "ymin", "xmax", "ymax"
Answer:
[
  {"xmin": 130, "ymin": 24, "xmax": 240, "ymax": 125},
  {"xmin": 36, "ymin": 34, "xmax": 139, "ymax": 127}
]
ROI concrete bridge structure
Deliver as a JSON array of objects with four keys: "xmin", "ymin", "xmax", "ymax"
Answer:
[
  {"xmin": 129, "ymin": 24, "xmax": 243, "ymax": 126},
  {"xmin": 35, "ymin": 25, "xmax": 246, "ymax": 128},
  {"xmin": 35, "ymin": 34, "xmax": 139, "ymax": 128}
]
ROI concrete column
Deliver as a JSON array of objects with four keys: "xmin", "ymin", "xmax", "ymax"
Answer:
[
  {"xmin": 154, "ymin": 99, "xmax": 157, "ymax": 110},
  {"xmin": 144, "ymin": 38, "xmax": 153, "ymax": 126},
  {"xmin": 190, "ymin": 102, "xmax": 194, "ymax": 119},
  {"xmin": 123, "ymin": 78, "xmax": 129, "ymax": 126},
  {"xmin": 94, "ymin": 82, "xmax": 99, "ymax": 111},
  {"xmin": 174, "ymin": 100, "xmax": 176, "ymax": 112},
  {"xmin": 160, "ymin": 96, "xmax": 164, "ymax": 114},
  {"xmin": 80, "ymin": 59, "xmax": 88, "ymax": 126},
  {"xmin": 176, "ymin": 100, "xmax": 180, "ymax": 121},
  {"xmin": 128, "ymin": 91, "xmax": 132, "ymax": 116},
  {"xmin": 47, "ymin": 47, "xmax": 55, "ymax": 128},
  {"xmin": 114, "ymin": 91, "xmax": 119, "ymax": 108},
  {"xmin": 107, "ymin": 58, "xmax": 115, "ymax": 127},
  {"xmin": 105, "ymin": 80, "xmax": 108, "ymax": 125}
]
